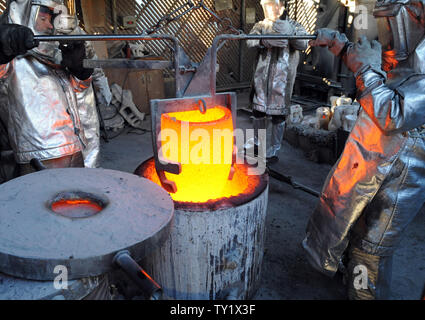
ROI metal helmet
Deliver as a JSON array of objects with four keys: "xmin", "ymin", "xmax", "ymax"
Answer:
[{"xmin": 373, "ymin": 0, "xmax": 425, "ymax": 69}]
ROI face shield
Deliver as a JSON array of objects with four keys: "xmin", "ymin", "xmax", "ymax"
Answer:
[
  {"xmin": 261, "ymin": 0, "xmax": 284, "ymax": 21},
  {"xmin": 28, "ymin": 0, "xmax": 77, "ymax": 36},
  {"xmin": 32, "ymin": 5, "xmax": 56, "ymax": 35},
  {"xmin": 26, "ymin": 1, "xmax": 78, "ymax": 63},
  {"xmin": 374, "ymin": 1, "xmax": 425, "ymax": 66}
]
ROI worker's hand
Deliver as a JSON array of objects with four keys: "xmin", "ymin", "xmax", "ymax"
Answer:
[
  {"xmin": 342, "ymin": 36, "xmax": 384, "ymax": 77},
  {"xmin": 261, "ymin": 38, "xmax": 289, "ymax": 48},
  {"xmin": 308, "ymin": 28, "xmax": 349, "ymax": 57},
  {"xmin": 0, "ymin": 24, "xmax": 38, "ymax": 64},
  {"xmin": 59, "ymin": 40, "xmax": 93, "ymax": 80},
  {"xmin": 273, "ymin": 20, "xmax": 294, "ymax": 35}
]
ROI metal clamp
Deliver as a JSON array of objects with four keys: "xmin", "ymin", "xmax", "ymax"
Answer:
[{"xmin": 198, "ymin": 99, "xmax": 207, "ymax": 114}]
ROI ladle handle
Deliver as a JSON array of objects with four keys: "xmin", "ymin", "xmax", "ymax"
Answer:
[
  {"xmin": 113, "ymin": 250, "xmax": 163, "ymax": 300},
  {"xmin": 30, "ymin": 158, "xmax": 47, "ymax": 171}
]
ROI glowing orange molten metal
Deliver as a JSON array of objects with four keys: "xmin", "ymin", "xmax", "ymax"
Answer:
[
  {"xmin": 142, "ymin": 158, "xmax": 261, "ymax": 204},
  {"xmin": 159, "ymin": 106, "xmax": 235, "ymax": 202},
  {"xmin": 52, "ymin": 199, "xmax": 103, "ymax": 216}
]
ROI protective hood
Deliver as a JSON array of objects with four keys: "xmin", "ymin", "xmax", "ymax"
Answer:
[
  {"xmin": 6, "ymin": 0, "xmax": 78, "ymax": 64},
  {"xmin": 374, "ymin": 0, "xmax": 425, "ymax": 70},
  {"xmin": 261, "ymin": 0, "xmax": 284, "ymax": 22}
]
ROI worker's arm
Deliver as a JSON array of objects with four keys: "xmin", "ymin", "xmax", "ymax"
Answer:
[
  {"xmin": 310, "ymin": 28, "xmax": 425, "ymax": 134},
  {"xmin": 342, "ymin": 36, "xmax": 425, "ymax": 134},
  {"xmin": 246, "ymin": 22, "xmax": 264, "ymax": 49},
  {"xmin": 288, "ymin": 21, "xmax": 308, "ymax": 51},
  {"xmin": 356, "ymin": 71, "xmax": 425, "ymax": 134}
]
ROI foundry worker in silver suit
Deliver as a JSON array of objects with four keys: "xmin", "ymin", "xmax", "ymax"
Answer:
[
  {"xmin": 245, "ymin": 0, "xmax": 308, "ymax": 163},
  {"xmin": 303, "ymin": 0, "xmax": 425, "ymax": 299},
  {"xmin": 0, "ymin": 0, "xmax": 96, "ymax": 177}
]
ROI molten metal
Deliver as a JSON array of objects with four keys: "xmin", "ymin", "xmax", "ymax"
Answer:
[
  {"xmin": 51, "ymin": 199, "xmax": 103, "ymax": 218},
  {"xmin": 141, "ymin": 158, "xmax": 261, "ymax": 204},
  {"xmin": 159, "ymin": 106, "xmax": 234, "ymax": 202}
]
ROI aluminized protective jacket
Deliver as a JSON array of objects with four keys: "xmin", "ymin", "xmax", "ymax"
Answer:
[
  {"xmin": 0, "ymin": 0, "xmax": 94, "ymax": 164},
  {"xmin": 73, "ymin": 27, "xmax": 112, "ymax": 168},
  {"xmin": 0, "ymin": 56, "xmax": 90, "ymax": 164},
  {"xmin": 303, "ymin": 37, "xmax": 425, "ymax": 277},
  {"xmin": 247, "ymin": 18, "xmax": 308, "ymax": 115}
]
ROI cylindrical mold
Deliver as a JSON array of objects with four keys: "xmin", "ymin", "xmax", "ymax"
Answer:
[{"xmin": 137, "ymin": 159, "xmax": 269, "ymax": 300}]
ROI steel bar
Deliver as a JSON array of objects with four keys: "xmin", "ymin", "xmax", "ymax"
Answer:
[
  {"xmin": 267, "ymin": 167, "xmax": 320, "ymax": 198},
  {"xmin": 34, "ymin": 33, "xmax": 185, "ymax": 96},
  {"xmin": 113, "ymin": 250, "xmax": 162, "ymax": 300},
  {"xmin": 83, "ymin": 59, "xmax": 172, "ymax": 70},
  {"xmin": 34, "ymin": 33, "xmax": 178, "ymax": 43}
]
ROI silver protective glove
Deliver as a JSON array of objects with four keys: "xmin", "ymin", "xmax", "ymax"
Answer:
[
  {"xmin": 261, "ymin": 20, "xmax": 294, "ymax": 48},
  {"xmin": 308, "ymin": 28, "xmax": 349, "ymax": 57},
  {"xmin": 262, "ymin": 38, "xmax": 289, "ymax": 48},
  {"xmin": 342, "ymin": 36, "xmax": 385, "ymax": 78},
  {"xmin": 0, "ymin": 24, "xmax": 38, "ymax": 64}
]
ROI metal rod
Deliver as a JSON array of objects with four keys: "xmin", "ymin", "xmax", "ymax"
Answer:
[
  {"xmin": 30, "ymin": 158, "xmax": 47, "ymax": 171},
  {"xmin": 113, "ymin": 250, "xmax": 162, "ymax": 300},
  {"xmin": 34, "ymin": 33, "xmax": 178, "ymax": 42},
  {"xmin": 34, "ymin": 33, "xmax": 184, "ymax": 97},
  {"xmin": 267, "ymin": 167, "xmax": 320, "ymax": 198}
]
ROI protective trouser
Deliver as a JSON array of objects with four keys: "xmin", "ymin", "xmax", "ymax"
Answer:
[
  {"xmin": 346, "ymin": 133, "xmax": 425, "ymax": 299},
  {"xmin": 244, "ymin": 112, "xmax": 268, "ymax": 156},
  {"xmin": 266, "ymin": 119, "xmax": 286, "ymax": 159},
  {"xmin": 345, "ymin": 246, "xmax": 393, "ymax": 300},
  {"xmin": 18, "ymin": 151, "xmax": 84, "ymax": 176}
]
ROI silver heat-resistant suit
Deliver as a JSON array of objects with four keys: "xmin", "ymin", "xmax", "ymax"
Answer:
[
  {"xmin": 0, "ymin": 0, "xmax": 110, "ymax": 179},
  {"xmin": 304, "ymin": 0, "xmax": 425, "ymax": 299}
]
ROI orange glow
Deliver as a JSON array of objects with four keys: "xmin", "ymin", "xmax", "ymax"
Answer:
[
  {"xmin": 141, "ymin": 269, "xmax": 161, "ymax": 288},
  {"xmin": 51, "ymin": 199, "xmax": 103, "ymax": 216},
  {"xmin": 160, "ymin": 106, "xmax": 235, "ymax": 202},
  {"xmin": 142, "ymin": 158, "xmax": 261, "ymax": 204},
  {"xmin": 382, "ymin": 50, "xmax": 399, "ymax": 72}
]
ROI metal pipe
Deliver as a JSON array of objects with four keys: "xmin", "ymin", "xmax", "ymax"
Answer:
[
  {"xmin": 34, "ymin": 33, "xmax": 183, "ymax": 97},
  {"xmin": 113, "ymin": 250, "xmax": 162, "ymax": 300},
  {"xmin": 267, "ymin": 167, "xmax": 320, "ymax": 198},
  {"xmin": 210, "ymin": 33, "xmax": 317, "ymax": 96}
]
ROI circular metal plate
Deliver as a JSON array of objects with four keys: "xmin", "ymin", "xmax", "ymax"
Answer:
[{"xmin": 0, "ymin": 168, "xmax": 174, "ymax": 281}]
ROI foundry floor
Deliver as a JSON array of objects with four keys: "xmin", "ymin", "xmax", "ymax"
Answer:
[{"xmin": 99, "ymin": 90, "xmax": 425, "ymax": 300}]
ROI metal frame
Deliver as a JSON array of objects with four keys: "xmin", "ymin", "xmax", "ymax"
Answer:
[{"xmin": 34, "ymin": 32, "xmax": 316, "ymax": 193}]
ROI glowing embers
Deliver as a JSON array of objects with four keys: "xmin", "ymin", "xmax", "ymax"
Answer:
[
  {"xmin": 140, "ymin": 158, "xmax": 262, "ymax": 206},
  {"xmin": 159, "ymin": 106, "xmax": 234, "ymax": 202},
  {"xmin": 50, "ymin": 191, "xmax": 107, "ymax": 218}
]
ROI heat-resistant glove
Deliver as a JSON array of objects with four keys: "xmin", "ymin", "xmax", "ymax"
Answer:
[
  {"xmin": 59, "ymin": 40, "xmax": 93, "ymax": 80},
  {"xmin": 342, "ymin": 36, "xmax": 385, "ymax": 78},
  {"xmin": 261, "ymin": 20, "xmax": 293, "ymax": 48},
  {"xmin": 308, "ymin": 28, "xmax": 349, "ymax": 57},
  {"xmin": 262, "ymin": 38, "xmax": 289, "ymax": 48},
  {"xmin": 273, "ymin": 20, "xmax": 294, "ymax": 34},
  {"xmin": 0, "ymin": 24, "xmax": 38, "ymax": 64}
]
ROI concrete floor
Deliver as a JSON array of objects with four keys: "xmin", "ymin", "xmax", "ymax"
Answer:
[{"xmin": 99, "ymin": 91, "xmax": 425, "ymax": 300}]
